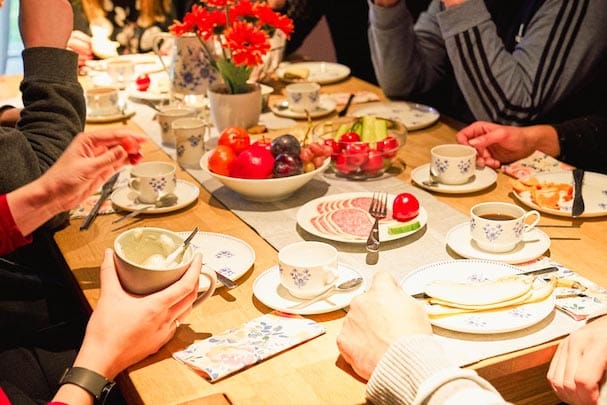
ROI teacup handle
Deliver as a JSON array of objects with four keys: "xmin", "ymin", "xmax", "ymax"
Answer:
[
  {"xmin": 323, "ymin": 264, "xmax": 339, "ymax": 286},
  {"xmin": 152, "ymin": 32, "xmax": 173, "ymax": 75},
  {"xmin": 196, "ymin": 267, "xmax": 217, "ymax": 304},
  {"xmin": 523, "ymin": 210, "xmax": 541, "ymax": 232},
  {"xmin": 128, "ymin": 178, "xmax": 141, "ymax": 191}
]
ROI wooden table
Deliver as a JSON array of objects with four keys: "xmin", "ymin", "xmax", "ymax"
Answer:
[{"xmin": 4, "ymin": 73, "xmax": 606, "ymax": 404}]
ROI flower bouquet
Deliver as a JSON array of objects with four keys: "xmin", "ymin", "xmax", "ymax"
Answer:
[{"xmin": 170, "ymin": 0, "xmax": 294, "ymax": 95}]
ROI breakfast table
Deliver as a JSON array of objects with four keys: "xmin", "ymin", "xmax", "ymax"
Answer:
[{"xmin": 2, "ymin": 65, "xmax": 607, "ymax": 404}]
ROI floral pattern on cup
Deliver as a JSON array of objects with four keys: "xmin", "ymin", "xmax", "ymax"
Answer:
[
  {"xmin": 430, "ymin": 144, "xmax": 477, "ymax": 185},
  {"xmin": 285, "ymin": 82, "xmax": 321, "ymax": 112}
]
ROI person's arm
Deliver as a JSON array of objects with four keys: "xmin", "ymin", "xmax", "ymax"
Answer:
[
  {"xmin": 52, "ymin": 249, "xmax": 201, "ymax": 404},
  {"xmin": 337, "ymin": 272, "xmax": 507, "ymax": 404},
  {"xmin": 5, "ymin": 129, "xmax": 145, "ymax": 239},
  {"xmin": 553, "ymin": 113, "xmax": 607, "ymax": 174},
  {"xmin": 436, "ymin": 0, "xmax": 607, "ymax": 124},
  {"xmin": 368, "ymin": 0, "xmax": 449, "ymax": 99},
  {"xmin": 0, "ymin": 105, "xmax": 20, "ymax": 127},
  {"xmin": 0, "ymin": 0, "xmax": 85, "ymax": 197}
]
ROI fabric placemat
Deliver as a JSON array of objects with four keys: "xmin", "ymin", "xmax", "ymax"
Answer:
[{"xmin": 130, "ymin": 101, "xmax": 586, "ymax": 368}]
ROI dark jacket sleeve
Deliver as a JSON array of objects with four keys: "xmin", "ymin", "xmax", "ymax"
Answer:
[
  {"xmin": 554, "ymin": 112, "xmax": 607, "ymax": 175},
  {"xmin": 0, "ymin": 47, "xmax": 85, "ymax": 228}
]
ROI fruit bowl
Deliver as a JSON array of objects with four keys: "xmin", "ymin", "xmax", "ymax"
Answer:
[
  {"xmin": 313, "ymin": 116, "xmax": 407, "ymax": 180},
  {"xmin": 200, "ymin": 150, "xmax": 330, "ymax": 202}
]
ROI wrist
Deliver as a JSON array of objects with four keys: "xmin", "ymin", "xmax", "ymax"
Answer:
[
  {"xmin": 57, "ymin": 366, "xmax": 116, "ymax": 405},
  {"xmin": 531, "ymin": 125, "xmax": 561, "ymax": 157},
  {"xmin": 6, "ymin": 178, "xmax": 58, "ymax": 236}
]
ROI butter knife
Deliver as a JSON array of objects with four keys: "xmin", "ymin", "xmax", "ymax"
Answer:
[
  {"xmin": 409, "ymin": 266, "xmax": 559, "ymax": 299},
  {"xmin": 80, "ymin": 172, "xmax": 119, "ymax": 230},
  {"xmin": 572, "ymin": 168, "xmax": 585, "ymax": 217}
]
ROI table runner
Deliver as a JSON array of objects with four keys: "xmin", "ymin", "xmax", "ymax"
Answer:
[{"xmin": 129, "ymin": 102, "xmax": 586, "ymax": 367}]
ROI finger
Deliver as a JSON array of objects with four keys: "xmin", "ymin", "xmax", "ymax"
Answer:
[
  {"xmin": 572, "ymin": 347, "xmax": 606, "ymax": 404},
  {"xmin": 152, "ymin": 253, "xmax": 203, "ymax": 308},
  {"xmin": 99, "ymin": 249, "xmax": 125, "ymax": 294}
]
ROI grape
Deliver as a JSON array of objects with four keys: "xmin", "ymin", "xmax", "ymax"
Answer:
[
  {"xmin": 300, "ymin": 146, "xmax": 313, "ymax": 163},
  {"xmin": 271, "ymin": 134, "xmax": 301, "ymax": 157},
  {"xmin": 273, "ymin": 153, "xmax": 303, "ymax": 177},
  {"xmin": 312, "ymin": 156, "xmax": 326, "ymax": 168}
]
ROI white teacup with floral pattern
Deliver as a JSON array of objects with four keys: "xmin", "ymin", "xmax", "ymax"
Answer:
[
  {"xmin": 285, "ymin": 82, "xmax": 320, "ymax": 112},
  {"xmin": 173, "ymin": 117, "xmax": 207, "ymax": 169},
  {"xmin": 470, "ymin": 202, "xmax": 541, "ymax": 253},
  {"xmin": 430, "ymin": 144, "xmax": 477, "ymax": 185},
  {"xmin": 278, "ymin": 241, "xmax": 338, "ymax": 299},
  {"xmin": 129, "ymin": 162, "xmax": 177, "ymax": 204}
]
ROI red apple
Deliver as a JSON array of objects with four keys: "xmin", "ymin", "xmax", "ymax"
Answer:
[
  {"xmin": 135, "ymin": 74, "xmax": 150, "ymax": 91},
  {"xmin": 230, "ymin": 145, "xmax": 275, "ymax": 179}
]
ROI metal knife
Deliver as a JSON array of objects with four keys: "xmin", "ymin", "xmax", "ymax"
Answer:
[
  {"xmin": 80, "ymin": 172, "xmax": 120, "ymax": 230},
  {"xmin": 409, "ymin": 266, "xmax": 559, "ymax": 299},
  {"xmin": 572, "ymin": 168, "xmax": 585, "ymax": 217}
]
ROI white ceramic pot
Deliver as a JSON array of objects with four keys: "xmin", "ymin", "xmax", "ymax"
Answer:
[{"xmin": 207, "ymin": 83, "xmax": 262, "ymax": 131}]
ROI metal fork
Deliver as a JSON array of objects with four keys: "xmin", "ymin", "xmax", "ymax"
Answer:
[{"xmin": 366, "ymin": 192, "xmax": 388, "ymax": 252}]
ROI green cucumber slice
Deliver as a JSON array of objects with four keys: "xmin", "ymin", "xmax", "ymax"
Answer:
[{"xmin": 387, "ymin": 220, "xmax": 421, "ymax": 235}]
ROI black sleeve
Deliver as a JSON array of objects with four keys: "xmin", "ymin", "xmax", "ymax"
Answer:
[{"xmin": 554, "ymin": 112, "xmax": 607, "ymax": 174}]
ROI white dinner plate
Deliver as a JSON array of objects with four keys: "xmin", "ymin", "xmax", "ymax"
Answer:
[
  {"xmin": 411, "ymin": 164, "xmax": 497, "ymax": 194},
  {"xmin": 252, "ymin": 263, "xmax": 367, "ymax": 315},
  {"xmin": 400, "ymin": 259, "xmax": 555, "ymax": 334},
  {"xmin": 110, "ymin": 179, "xmax": 199, "ymax": 213},
  {"xmin": 277, "ymin": 61, "xmax": 351, "ymax": 85},
  {"xmin": 86, "ymin": 109, "xmax": 135, "ymax": 124},
  {"xmin": 296, "ymin": 192, "xmax": 428, "ymax": 244},
  {"xmin": 512, "ymin": 171, "xmax": 607, "ymax": 218},
  {"xmin": 270, "ymin": 96, "xmax": 337, "ymax": 119},
  {"xmin": 446, "ymin": 222, "xmax": 551, "ymax": 264},
  {"xmin": 350, "ymin": 101, "xmax": 440, "ymax": 131},
  {"xmin": 178, "ymin": 231, "xmax": 255, "ymax": 290}
]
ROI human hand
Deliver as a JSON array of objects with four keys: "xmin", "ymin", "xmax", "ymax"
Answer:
[
  {"xmin": 547, "ymin": 316, "xmax": 607, "ymax": 405},
  {"xmin": 67, "ymin": 30, "xmax": 93, "ymax": 67},
  {"xmin": 267, "ymin": 0, "xmax": 286, "ymax": 9},
  {"xmin": 40, "ymin": 129, "xmax": 146, "ymax": 215},
  {"xmin": 456, "ymin": 121, "xmax": 559, "ymax": 168},
  {"xmin": 0, "ymin": 107, "xmax": 21, "ymax": 127},
  {"xmin": 73, "ymin": 250, "xmax": 202, "ymax": 380},
  {"xmin": 336, "ymin": 271, "xmax": 432, "ymax": 380},
  {"xmin": 442, "ymin": 0, "xmax": 468, "ymax": 8},
  {"xmin": 19, "ymin": 0, "xmax": 74, "ymax": 48}
]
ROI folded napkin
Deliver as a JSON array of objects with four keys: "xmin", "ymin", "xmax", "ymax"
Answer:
[
  {"xmin": 70, "ymin": 167, "xmax": 131, "ymax": 219},
  {"xmin": 501, "ymin": 150, "xmax": 574, "ymax": 180},
  {"xmin": 518, "ymin": 257, "xmax": 607, "ymax": 321},
  {"xmin": 330, "ymin": 91, "xmax": 380, "ymax": 106},
  {"xmin": 173, "ymin": 311, "xmax": 325, "ymax": 381}
]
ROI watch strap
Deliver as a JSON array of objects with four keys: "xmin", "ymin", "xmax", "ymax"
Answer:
[{"xmin": 59, "ymin": 367, "xmax": 115, "ymax": 403}]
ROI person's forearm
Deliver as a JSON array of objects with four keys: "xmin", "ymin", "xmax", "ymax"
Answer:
[
  {"xmin": 5, "ymin": 178, "xmax": 59, "ymax": 237},
  {"xmin": 52, "ymin": 384, "xmax": 94, "ymax": 405},
  {"xmin": 527, "ymin": 124, "xmax": 560, "ymax": 157}
]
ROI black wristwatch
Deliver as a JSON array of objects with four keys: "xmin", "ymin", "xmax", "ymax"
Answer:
[{"xmin": 59, "ymin": 367, "xmax": 116, "ymax": 404}]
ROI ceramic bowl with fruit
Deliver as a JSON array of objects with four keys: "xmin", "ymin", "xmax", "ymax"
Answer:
[
  {"xmin": 201, "ymin": 129, "xmax": 331, "ymax": 202},
  {"xmin": 313, "ymin": 116, "xmax": 407, "ymax": 180}
]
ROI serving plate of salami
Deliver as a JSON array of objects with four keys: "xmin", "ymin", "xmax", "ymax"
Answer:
[{"xmin": 296, "ymin": 192, "xmax": 428, "ymax": 243}]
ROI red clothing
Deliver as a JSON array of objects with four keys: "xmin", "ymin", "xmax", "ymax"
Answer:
[{"xmin": 0, "ymin": 194, "xmax": 32, "ymax": 255}]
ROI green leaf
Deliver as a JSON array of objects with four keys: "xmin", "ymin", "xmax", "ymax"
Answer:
[{"xmin": 216, "ymin": 59, "xmax": 252, "ymax": 94}]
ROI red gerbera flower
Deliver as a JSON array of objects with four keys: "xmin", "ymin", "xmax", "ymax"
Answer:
[
  {"xmin": 253, "ymin": 4, "xmax": 293, "ymax": 38},
  {"xmin": 225, "ymin": 21, "xmax": 270, "ymax": 66}
]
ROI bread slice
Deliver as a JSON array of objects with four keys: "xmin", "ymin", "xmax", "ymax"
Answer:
[{"xmin": 283, "ymin": 66, "xmax": 310, "ymax": 81}]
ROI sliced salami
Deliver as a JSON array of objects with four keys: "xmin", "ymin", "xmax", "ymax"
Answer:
[{"xmin": 329, "ymin": 207, "xmax": 373, "ymax": 237}]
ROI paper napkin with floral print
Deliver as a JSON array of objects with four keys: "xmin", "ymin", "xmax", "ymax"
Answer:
[
  {"xmin": 173, "ymin": 311, "xmax": 325, "ymax": 381},
  {"xmin": 501, "ymin": 151, "xmax": 574, "ymax": 180},
  {"xmin": 519, "ymin": 257, "xmax": 607, "ymax": 321}
]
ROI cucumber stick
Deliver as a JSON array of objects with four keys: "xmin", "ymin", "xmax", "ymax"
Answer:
[{"xmin": 361, "ymin": 116, "xmax": 376, "ymax": 143}]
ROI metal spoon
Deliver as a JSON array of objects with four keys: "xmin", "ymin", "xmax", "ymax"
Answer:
[
  {"xmin": 164, "ymin": 226, "xmax": 198, "ymax": 265},
  {"xmin": 288, "ymin": 277, "xmax": 364, "ymax": 310},
  {"xmin": 112, "ymin": 193, "xmax": 178, "ymax": 223},
  {"xmin": 422, "ymin": 164, "xmax": 440, "ymax": 187},
  {"xmin": 273, "ymin": 100, "xmax": 290, "ymax": 111}
]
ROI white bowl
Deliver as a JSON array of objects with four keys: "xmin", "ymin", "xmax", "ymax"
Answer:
[
  {"xmin": 114, "ymin": 227, "xmax": 194, "ymax": 295},
  {"xmin": 200, "ymin": 150, "xmax": 330, "ymax": 202}
]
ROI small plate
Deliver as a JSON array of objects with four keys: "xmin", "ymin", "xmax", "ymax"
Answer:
[
  {"xmin": 110, "ymin": 179, "xmax": 199, "ymax": 213},
  {"xmin": 86, "ymin": 109, "xmax": 136, "ymax": 124},
  {"xmin": 400, "ymin": 259, "xmax": 555, "ymax": 334},
  {"xmin": 252, "ymin": 263, "xmax": 367, "ymax": 315},
  {"xmin": 511, "ymin": 171, "xmax": 607, "ymax": 218},
  {"xmin": 177, "ymin": 231, "xmax": 255, "ymax": 290},
  {"xmin": 446, "ymin": 222, "xmax": 551, "ymax": 264},
  {"xmin": 350, "ymin": 101, "xmax": 440, "ymax": 131},
  {"xmin": 296, "ymin": 192, "xmax": 428, "ymax": 244},
  {"xmin": 270, "ymin": 96, "xmax": 337, "ymax": 119},
  {"xmin": 411, "ymin": 164, "xmax": 497, "ymax": 194},
  {"xmin": 277, "ymin": 61, "xmax": 351, "ymax": 85}
]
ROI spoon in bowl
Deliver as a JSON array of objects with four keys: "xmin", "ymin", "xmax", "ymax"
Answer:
[
  {"xmin": 288, "ymin": 277, "xmax": 363, "ymax": 310},
  {"xmin": 112, "ymin": 193, "xmax": 178, "ymax": 224},
  {"xmin": 163, "ymin": 226, "xmax": 198, "ymax": 266}
]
